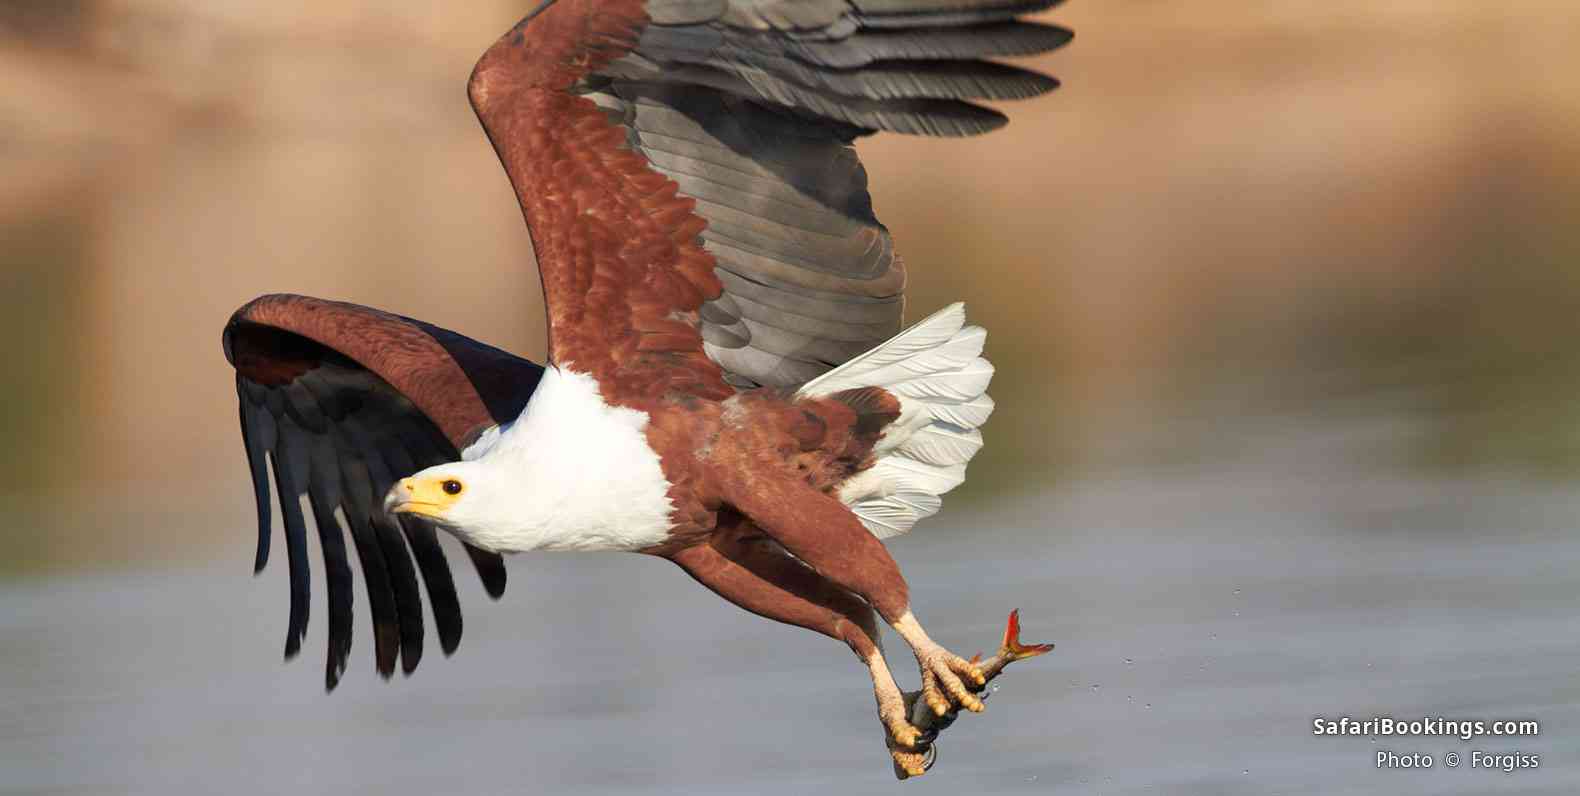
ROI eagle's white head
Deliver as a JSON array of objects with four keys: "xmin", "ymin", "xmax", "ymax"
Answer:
[{"xmin": 383, "ymin": 462, "xmax": 517, "ymax": 550}]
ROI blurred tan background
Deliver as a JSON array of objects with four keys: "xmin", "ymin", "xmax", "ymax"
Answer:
[
  {"xmin": 3, "ymin": 0, "xmax": 1580, "ymax": 573},
  {"xmin": 7, "ymin": 5, "xmax": 1580, "ymax": 795}
]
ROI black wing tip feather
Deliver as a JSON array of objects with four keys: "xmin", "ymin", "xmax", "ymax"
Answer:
[
  {"xmin": 394, "ymin": 515, "xmax": 467, "ymax": 657},
  {"xmin": 370, "ymin": 514, "xmax": 427, "ymax": 677},
  {"xmin": 232, "ymin": 330, "xmax": 521, "ymax": 689},
  {"xmin": 466, "ymin": 545, "xmax": 509, "ymax": 600},
  {"xmin": 374, "ymin": 620, "xmax": 401, "ymax": 679},
  {"xmin": 238, "ymin": 382, "xmax": 274, "ymax": 575},
  {"xmin": 439, "ymin": 617, "xmax": 465, "ymax": 656},
  {"xmin": 265, "ymin": 439, "xmax": 312, "ymax": 663},
  {"xmin": 229, "ymin": 297, "xmax": 542, "ymax": 691},
  {"xmin": 306, "ymin": 488, "xmax": 356, "ymax": 692},
  {"xmin": 400, "ymin": 628, "xmax": 424, "ymax": 676}
]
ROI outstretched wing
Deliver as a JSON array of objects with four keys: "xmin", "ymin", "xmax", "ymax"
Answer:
[
  {"xmin": 469, "ymin": 0, "xmax": 1066, "ymax": 400},
  {"xmin": 223, "ymin": 294, "xmax": 543, "ymax": 689}
]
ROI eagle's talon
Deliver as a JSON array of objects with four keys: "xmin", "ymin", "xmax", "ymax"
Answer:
[
  {"xmin": 884, "ymin": 715, "xmax": 925, "ymax": 750},
  {"xmin": 921, "ymin": 670, "xmax": 952, "ymax": 716},
  {"xmin": 966, "ymin": 663, "xmax": 987, "ymax": 687},
  {"xmin": 890, "ymin": 741, "xmax": 938, "ymax": 778},
  {"xmin": 890, "ymin": 746, "xmax": 931, "ymax": 777},
  {"xmin": 918, "ymin": 647, "xmax": 987, "ymax": 715}
]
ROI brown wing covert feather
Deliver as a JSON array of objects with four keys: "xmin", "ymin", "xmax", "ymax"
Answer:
[
  {"xmin": 236, "ymin": 295, "xmax": 504, "ymax": 446},
  {"xmin": 469, "ymin": 0, "xmax": 734, "ymax": 405}
]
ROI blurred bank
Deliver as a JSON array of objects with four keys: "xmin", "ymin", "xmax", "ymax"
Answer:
[{"xmin": 3, "ymin": 1, "xmax": 1580, "ymax": 572}]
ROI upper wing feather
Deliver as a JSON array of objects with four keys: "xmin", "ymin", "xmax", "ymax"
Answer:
[
  {"xmin": 469, "ymin": 2, "xmax": 737, "ymax": 404},
  {"xmin": 224, "ymin": 294, "xmax": 541, "ymax": 689},
  {"xmin": 474, "ymin": 0, "xmax": 1066, "ymax": 397}
]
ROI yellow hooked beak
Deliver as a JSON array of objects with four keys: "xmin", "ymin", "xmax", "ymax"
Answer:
[{"xmin": 383, "ymin": 476, "xmax": 462, "ymax": 519}]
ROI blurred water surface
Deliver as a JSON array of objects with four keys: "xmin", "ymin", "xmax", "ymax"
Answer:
[{"xmin": 4, "ymin": 414, "xmax": 1577, "ymax": 795}]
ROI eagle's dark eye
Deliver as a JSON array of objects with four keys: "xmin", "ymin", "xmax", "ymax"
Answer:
[{"xmin": 442, "ymin": 479, "xmax": 463, "ymax": 496}]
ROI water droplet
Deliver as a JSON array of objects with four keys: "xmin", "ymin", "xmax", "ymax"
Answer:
[
  {"xmin": 1090, "ymin": 683, "xmax": 1100, "ymax": 691},
  {"xmin": 1210, "ymin": 633, "xmax": 1218, "ymax": 640},
  {"xmin": 1233, "ymin": 588, "xmax": 1242, "ymax": 595},
  {"xmin": 1144, "ymin": 703, "xmax": 1152, "ymax": 709},
  {"xmin": 1127, "ymin": 695, "xmax": 1134, "ymax": 702},
  {"xmin": 1233, "ymin": 610, "xmax": 1241, "ymax": 617},
  {"xmin": 1242, "ymin": 769, "xmax": 1250, "ymax": 775},
  {"xmin": 1124, "ymin": 657, "xmax": 1134, "ymax": 665}
]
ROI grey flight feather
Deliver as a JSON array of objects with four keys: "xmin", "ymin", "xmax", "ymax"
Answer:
[{"xmin": 581, "ymin": 0, "xmax": 1068, "ymax": 387}]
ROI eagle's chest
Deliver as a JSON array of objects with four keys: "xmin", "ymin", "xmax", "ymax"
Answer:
[{"xmin": 483, "ymin": 367, "xmax": 676, "ymax": 552}]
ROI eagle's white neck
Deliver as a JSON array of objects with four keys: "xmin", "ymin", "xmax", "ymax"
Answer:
[{"xmin": 460, "ymin": 366, "xmax": 675, "ymax": 553}]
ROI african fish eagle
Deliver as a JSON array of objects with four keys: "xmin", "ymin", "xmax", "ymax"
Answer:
[{"xmin": 222, "ymin": 0, "xmax": 1069, "ymax": 776}]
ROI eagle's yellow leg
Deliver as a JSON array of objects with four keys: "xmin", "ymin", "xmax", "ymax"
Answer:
[
  {"xmin": 864, "ymin": 648, "xmax": 939, "ymax": 776},
  {"xmin": 666, "ymin": 529, "xmax": 936, "ymax": 766},
  {"xmin": 714, "ymin": 476, "xmax": 992, "ymax": 727},
  {"xmin": 865, "ymin": 648, "xmax": 925, "ymax": 750}
]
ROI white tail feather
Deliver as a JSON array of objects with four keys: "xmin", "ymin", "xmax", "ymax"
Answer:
[
  {"xmin": 896, "ymin": 423, "xmax": 983, "ymax": 466},
  {"xmin": 850, "ymin": 491, "xmax": 943, "ymax": 539},
  {"xmin": 798, "ymin": 303, "xmax": 966, "ymax": 398},
  {"xmin": 802, "ymin": 302, "xmax": 994, "ymax": 539},
  {"xmin": 889, "ymin": 358, "xmax": 994, "ymax": 402},
  {"xmin": 928, "ymin": 394, "xmax": 996, "ymax": 429},
  {"xmin": 840, "ymin": 458, "xmax": 967, "ymax": 502},
  {"xmin": 827, "ymin": 326, "xmax": 985, "ymax": 392}
]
